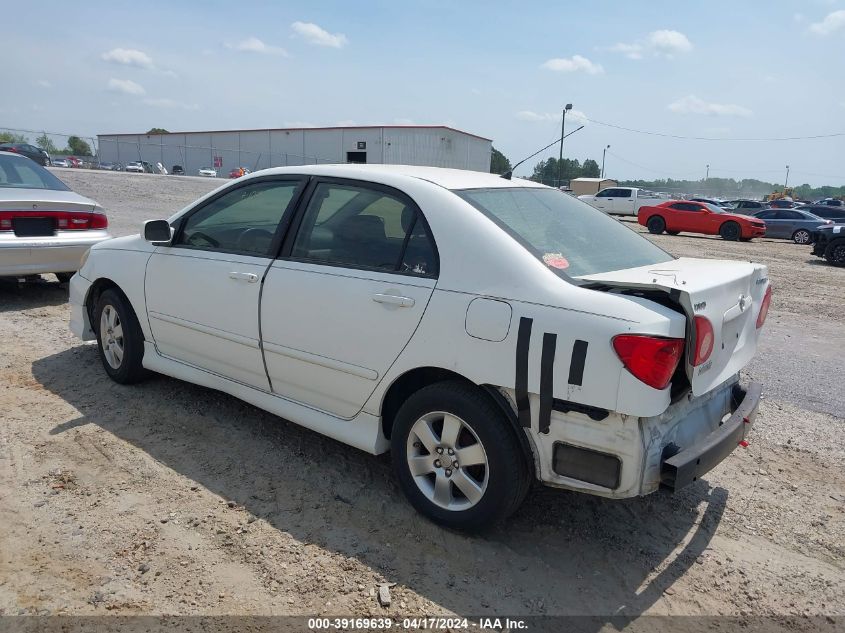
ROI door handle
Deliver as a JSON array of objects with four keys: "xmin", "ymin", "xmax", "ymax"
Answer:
[
  {"xmin": 372, "ymin": 293, "xmax": 415, "ymax": 308},
  {"xmin": 229, "ymin": 271, "xmax": 259, "ymax": 283}
]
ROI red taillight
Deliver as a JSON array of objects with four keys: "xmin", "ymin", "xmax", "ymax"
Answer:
[
  {"xmin": 756, "ymin": 286, "xmax": 772, "ymax": 329},
  {"xmin": 692, "ymin": 316, "xmax": 714, "ymax": 366},
  {"xmin": 612, "ymin": 335, "xmax": 684, "ymax": 391},
  {"xmin": 0, "ymin": 210, "xmax": 108, "ymax": 231}
]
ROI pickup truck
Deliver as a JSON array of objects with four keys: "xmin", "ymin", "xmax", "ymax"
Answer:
[{"xmin": 578, "ymin": 187, "xmax": 667, "ymax": 216}]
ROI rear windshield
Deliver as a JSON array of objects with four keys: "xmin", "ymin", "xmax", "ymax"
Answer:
[
  {"xmin": 456, "ymin": 187, "xmax": 674, "ymax": 277},
  {"xmin": 0, "ymin": 154, "xmax": 70, "ymax": 191}
]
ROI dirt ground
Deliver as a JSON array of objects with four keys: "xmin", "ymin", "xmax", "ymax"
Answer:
[{"xmin": 1, "ymin": 170, "xmax": 843, "ymax": 626}]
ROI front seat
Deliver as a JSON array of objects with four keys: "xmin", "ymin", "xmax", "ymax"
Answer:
[{"xmin": 335, "ymin": 214, "xmax": 392, "ymax": 269}]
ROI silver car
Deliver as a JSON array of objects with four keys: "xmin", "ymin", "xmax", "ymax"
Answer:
[
  {"xmin": 0, "ymin": 151, "xmax": 110, "ymax": 281},
  {"xmin": 752, "ymin": 208, "xmax": 832, "ymax": 244}
]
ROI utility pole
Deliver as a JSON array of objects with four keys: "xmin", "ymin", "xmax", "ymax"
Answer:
[
  {"xmin": 601, "ymin": 145, "xmax": 610, "ymax": 178},
  {"xmin": 557, "ymin": 103, "xmax": 573, "ymax": 188},
  {"xmin": 705, "ymin": 164, "xmax": 710, "ymax": 181},
  {"xmin": 785, "ymin": 165, "xmax": 790, "ymax": 188}
]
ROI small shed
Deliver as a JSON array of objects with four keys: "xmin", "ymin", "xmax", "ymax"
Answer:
[{"xmin": 570, "ymin": 177, "xmax": 618, "ymax": 196}]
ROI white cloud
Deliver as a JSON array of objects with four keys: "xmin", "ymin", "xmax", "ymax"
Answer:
[
  {"xmin": 108, "ymin": 78, "xmax": 145, "ymax": 96},
  {"xmin": 809, "ymin": 10, "xmax": 845, "ymax": 35},
  {"xmin": 36, "ymin": 79, "xmax": 51, "ymax": 88},
  {"xmin": 607, "ymin": 29, "xmax": 692, "ymax": 60},
  {"xmin": 101, "ymin": 48, "xmax": 154, "ymax": 69},
  {"xmin": 540, "ymin": 55, "xmax": 603, "ymax": 74},
  {"xmin": 291, "ymin": 21, "xmax": 348, "ymax": 48},
  {"xmin": 143, "ymin": 98, "xmax": 199, "ymax": 110},
  {"xmin": 225, "ymin": 37, "xmax": 288, "ymax": 56},
  {"xmin": 667, "ymin": 95, "xmax": 752, "ymax": 117},
  {"xmin": 515, "ymin": 109, "xmax": 589, "ymax": 126}
]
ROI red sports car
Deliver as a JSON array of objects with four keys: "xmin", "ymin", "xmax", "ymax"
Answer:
[{"xmin": 638, "ymin": 200, "xmax": 767, "ymax": 241}]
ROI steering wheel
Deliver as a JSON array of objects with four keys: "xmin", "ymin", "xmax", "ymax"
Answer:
[
  {"xmin": 186, "ymin": 231, "xmax": 219, "ymax": 248},
  {"xmin": 236, "ymin": 228, "xmax": 275, "ymax": 253}
]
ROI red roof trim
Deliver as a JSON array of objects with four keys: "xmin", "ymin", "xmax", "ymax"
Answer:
[{"xmin": 98, "ymin": 125, "xmax": 493, "ymax": 142}]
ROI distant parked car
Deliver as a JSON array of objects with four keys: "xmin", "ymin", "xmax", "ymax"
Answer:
[
  {"xmin": 97, "ymin": 162, "xmax": 117, "ymax": 171},
  {"xmin": 815, "ymin": 198, "xmax": 843, "ymax": 207},
  {"xmin": 578, "ymin": 187, "xmax": 665, "ymax": 216},
  {"xmin": 0, "ymin": 142, "xmax": 50, "ymax": 166},
  {"xmin": 798, "ymin": 205, "xmax": 845, "ymax": 222},
  {"xmin": 198, "ymin": 167, "xmax": 217, "ymax": 177},
  {"xmin": 51, "ymin": 158, "xmax": 70, "ymax": 168},
  {"xmin": 811, "ymin": 225, "xmax": 845, "ymax": 266},
  {"xmin": 124, "ymin": 161, "xmax": 145, "ymax": 173},
  {"xmin": 752, "ymin": 208, "xmax": 832, "ymax": 244},
  {"xmin": 171, "ymin": 165, "xmax": 185, "ymax": 175},
  {"xmin": 66, "ymin": 156, "xmax": 82, "ymax": 168},
  {"xmin": 768, "ymin": 199, "xmax": 797, "ymax": 209},
  {"xmin": 0, "ymin": 151, "xmax": 110, "ymax": 281},
  {"xmin": 638, "ymin": 200, "xmax": 767, "ymax": 241},
  {"xmin": 228, "ymin": 167, "xmax": 251, "ymax": 179},
  {"xmin": 729, "ymin": 200, "xmax": 769, "ymax": 215}
]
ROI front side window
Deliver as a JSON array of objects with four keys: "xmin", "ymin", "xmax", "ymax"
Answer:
[
  {"xmin": 175, "ymin": 179, "xmax": 300, "ymax": 256},
  {"xmin": 456, "ymin": 187, "xmax": 673, "ymax": 278},
  {"xmin": 290, "ymin": 182, "xmax": 437, "ymax": 277}
]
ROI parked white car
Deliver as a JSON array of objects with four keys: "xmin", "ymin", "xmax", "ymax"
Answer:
[
  {"xmin": 198, "ymin": 167, "xmax": 217, "ymax": 177},
  {"xmin": 579, "ymin": 186, "xmax": 667, "ymax": 216},
  {"xmin": 124, "ymin": 162, "xmax": 145, "ymax": 173},
  {"xmin": 69, "ymin": 165, "xmax": 768, "ymax": 529},
  {"xmin": 1, "ymin": 151, "xmax": 110, "ymax": 280}
]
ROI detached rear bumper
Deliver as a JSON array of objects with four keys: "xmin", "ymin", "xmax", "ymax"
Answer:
[{"xmin": 661, "ymin": 382, "xmax": 761, "ymax": 490}]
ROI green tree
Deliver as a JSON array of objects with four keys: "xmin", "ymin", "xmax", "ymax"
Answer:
[
  {"xmin": 35, "ymin": 133, "xmax": 59, "ymax": 154},
  {"xmin": 0, "ymin": 131, "xmax": 28, "ymax": 143},
  {"xmin": 530, "ymin": 157, "xmax": 584, "ymax": 186},
  {"xmin": 146, "ymin": 127, "xmax": 169, "ymax": 135},
  {"xmin": 581, "ymin": 159, "xmax": 600, "ymax": 178},
  {"xmin": 67, "ymin": 136, "xmax": 92, "ymax": 156},
  {"xmin": 489, "ymin": 147, "xmax": 512, "ymax": 175}
]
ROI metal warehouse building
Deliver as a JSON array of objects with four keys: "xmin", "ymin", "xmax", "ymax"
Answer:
[{"xmin": 97, "ymin": 125, "xmax": 493, "ymax": 176}]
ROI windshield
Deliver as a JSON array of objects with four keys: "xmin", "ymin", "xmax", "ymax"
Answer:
[
  {"xmin": 456, "ymin": 187, "xmax": 674, "ymax": 277},
  {"xmin": 0, "ymin": 154, "xmax": 70, "ymax": 191}
]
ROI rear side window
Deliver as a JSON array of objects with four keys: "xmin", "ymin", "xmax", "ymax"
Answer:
[
  {"xmin": 290, "ymin": 182, "xmax": 438, "ymax": 277},
  {"xmin": 0, "ymin": 154, "xmax": 70, "ymax": 191}
]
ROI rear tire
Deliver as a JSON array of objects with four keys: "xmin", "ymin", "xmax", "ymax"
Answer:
[
  {"xmin": 792, "ymin": 229, "xmax": 811, "ymax": 245},
  {"xmin": 93, "ymin": 288, "xmax": 148, "ymax": 384},
  {"xmin": 720, "ymin": 221, "xmax": 741, "ymax": 241},
  {"xmin": 391, "ymin": 381, "xmax": 531, "ymax": 531},
  {"xmin": 646, "ymin": 216, "xmax": 665, "ymax": 234},
  {"xmin": 825, "ymin": 241, "xmax": 845, "ymax": 267}
]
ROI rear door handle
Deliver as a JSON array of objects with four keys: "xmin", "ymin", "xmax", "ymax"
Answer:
[
  {"xmin": 229, "ymin": 271, "xmax": 259, "ymax": 283},
  {"xmin": 372, "ymin": 293, "xmax": 415, "ymax": 308}
]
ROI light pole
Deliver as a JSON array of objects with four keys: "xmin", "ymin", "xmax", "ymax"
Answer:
[
  {"xmin": 705, "ymin": 164, "xmax": 710, "ymax": 181},
  {"xmin": 557, "ymin": 103, "xmax": 573, "ymax": 188},
  {"xmin": 601, "ymin": 144, "xmax": 610, "ymax": 178},
  {"xmin": 785, "ymin": 165, "xmax": 790, "ymax": 188}
]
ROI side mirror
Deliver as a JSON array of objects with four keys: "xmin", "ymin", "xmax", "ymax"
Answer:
[{"xmin": 144, "ymin": 219, "xmax": 173, "ymax": 244}]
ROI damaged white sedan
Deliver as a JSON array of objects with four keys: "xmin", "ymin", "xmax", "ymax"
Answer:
[{"xmin": 69, "ymin": 165, "xmax": 768, "ymax": 530}]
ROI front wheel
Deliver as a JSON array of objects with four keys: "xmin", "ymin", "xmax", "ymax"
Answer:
[
  {"xmin": 720, "ymin": 221, "xmax": 741, "ymax": 241},
  {"xmin": 646, "ymin": 216, "xmax": 665, "ymax": 234},
  {"xmin": 792, "ymin": 229, "xmax": 811, "ymax": 245},
  {"xmin": 93, "ymin": 288, "xmax": 148, "ymax": 384},
  {"xmin": 391, "ymin": 382, "xmax": 531, "ymax": 530}
]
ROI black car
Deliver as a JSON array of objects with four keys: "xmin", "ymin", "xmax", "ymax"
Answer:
[
  {"xmin": 798, "ymin": 205, "xmax": 845, "ymax": 222},
  {"xmin": 811, "ymin": 225, "xmax": 845, "ymax": 266},
  {"xmin": 171, "ymin": 165, "xmax": 185, "ymax": 175},
  {"xmin": 0, "ymin": 143, "xmax": 50, "ymax": 166},
  {"xmin": 730, "ymin": 199, "xmax": 769, "ymax": 215}
]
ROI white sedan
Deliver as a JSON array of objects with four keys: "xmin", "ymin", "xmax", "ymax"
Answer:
[
  {"xmin": 197, "ymin": 167, "xmax": 217, "ymax": 178},
  {"xmin": 69, "ymin": 165, "xmax": 768, "ymax": 530}
]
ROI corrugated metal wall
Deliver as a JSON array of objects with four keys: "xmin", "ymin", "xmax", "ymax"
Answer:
[{"xmin": 97, "ymin": 127, "xmax": 491, "ymax": 177}]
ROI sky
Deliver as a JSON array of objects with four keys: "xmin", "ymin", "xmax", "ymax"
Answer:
[{"xmin": 3, "ymin": 0, "xmax": 845, "ymax": 185}]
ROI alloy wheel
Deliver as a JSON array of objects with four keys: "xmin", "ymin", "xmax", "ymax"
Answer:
[{"xmin": 99, "ymin": 305, "xmax": 124, "ymax": 369}]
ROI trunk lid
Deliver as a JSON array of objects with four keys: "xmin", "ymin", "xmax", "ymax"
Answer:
[{"xmin": 579, "ymin": 257, "xmax": 769, "ymax": 396}]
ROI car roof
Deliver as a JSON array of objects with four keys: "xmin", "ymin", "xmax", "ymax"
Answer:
[{"xmin": 247, "ymin": 164, "xmax": 545, "ymax": 190}]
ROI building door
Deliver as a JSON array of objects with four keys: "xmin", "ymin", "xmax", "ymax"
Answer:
[{"xmin": 346, "ymin": 151, "xmax": 367, "ymax": 164}]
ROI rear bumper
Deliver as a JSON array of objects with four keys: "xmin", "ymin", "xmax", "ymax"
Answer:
[
  {"xmin": 0, "ymin": 233, "xmax": 109, "ymax": 276},
  {"xmin": 661, "ymin": 382, "xmax": 761, "ymax": 490}
]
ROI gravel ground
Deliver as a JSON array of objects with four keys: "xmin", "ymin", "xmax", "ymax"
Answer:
[{"xmin": 0, "ymin": 170, "xmax": 843, "ymax": 625}]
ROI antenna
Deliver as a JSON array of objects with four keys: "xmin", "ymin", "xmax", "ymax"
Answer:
[{"xmin": 501, "ymin": 125, "xmax": 585, "ymax": 180}]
